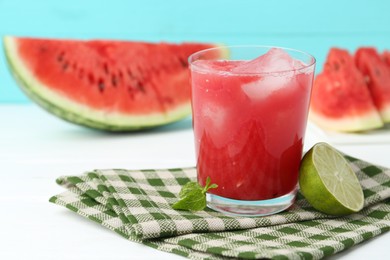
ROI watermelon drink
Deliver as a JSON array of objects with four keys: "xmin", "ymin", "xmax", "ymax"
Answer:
[{"xmin": 189, "ymin": 46, "xmax": 315, "ymax": 216}]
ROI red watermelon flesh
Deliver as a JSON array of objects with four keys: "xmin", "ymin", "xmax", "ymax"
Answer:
[
  {"xmin": 4, "ymin": 36, "xmax": 222, "ymax": 131},
  {"xmin": 382, "ymin": 51, "xmax": 390, "ymax": 66},
  {"xmin": 310, "ymin": 48, "xmax": 383, "ymax": 132},
  {"xmin": 355, "ymin": 47, "xmax": 390, "ymax": 122}
]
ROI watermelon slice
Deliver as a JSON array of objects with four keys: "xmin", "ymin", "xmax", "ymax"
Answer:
[
  {"xmin": 3, "ymin": 36, "xmax": 223, "ymax": 131},
  {"xmin": 310, "ymin": 48, "xmax": 383, "ymax": 132},
  {"xmin": 355, "ymin": 47, "xmax": 390, "ymax": 122}
]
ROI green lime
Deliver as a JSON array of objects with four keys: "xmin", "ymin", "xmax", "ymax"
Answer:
[{"xmin": 299, "ymin": 142, "xmax": 364, "ymax": 215}]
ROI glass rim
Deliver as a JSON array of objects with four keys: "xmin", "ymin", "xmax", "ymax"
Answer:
[{"xmin": 188, "ymin": 45, "xmax": 316, "ymax": 75}]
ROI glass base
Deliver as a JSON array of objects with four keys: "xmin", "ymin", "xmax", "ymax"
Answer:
[{"xmin": 206, "ymin": 187, "xmax": 297, "ymax": 217}]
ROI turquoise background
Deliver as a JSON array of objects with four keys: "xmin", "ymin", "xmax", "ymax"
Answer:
[{"xmin": 1, "ymin": 0, "xmax": 390, "ymax": 103}]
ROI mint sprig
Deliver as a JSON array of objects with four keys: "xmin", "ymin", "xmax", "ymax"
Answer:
[{"xmin": 172, "ymin": 177, "xmax": 218, "ymax": 211}]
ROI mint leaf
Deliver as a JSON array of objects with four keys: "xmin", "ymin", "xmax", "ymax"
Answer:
[
  {"xmin": 203, "ymin": 176, "xmax": 217, "ymax": 192},
  {"xmin": 172, "ymin": 188, "xmax": 206, "ymax": 211},
  {"xmin": 172, "ymin": 177, "xmax": 218, "ymax": 212},
  {"xmin": 207, "ymin": 184, "xmax": 218, "ymax": 190},
  {"xmin": 179, "ymin": 181, "xmax": 202, "ymax": 198}
]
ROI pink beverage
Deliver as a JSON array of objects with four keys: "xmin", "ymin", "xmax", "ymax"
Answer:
[{"xmin": 189, "ymin": 47, "xmax": 315, "ymax": 216}]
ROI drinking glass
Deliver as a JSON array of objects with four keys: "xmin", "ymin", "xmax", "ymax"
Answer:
[{"xmin": 189, "ymin": 46, "xmax": 316, "ymax": 216}]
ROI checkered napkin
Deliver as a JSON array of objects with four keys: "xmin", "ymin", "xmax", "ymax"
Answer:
[{"xmin": 49, "ymin": 155, "xmax": 390, "ymax": 259}]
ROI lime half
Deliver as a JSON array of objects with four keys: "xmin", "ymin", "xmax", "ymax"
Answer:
[{"xmin": 299, "ymin": 142, "xmax": 364, "ymax": 215}]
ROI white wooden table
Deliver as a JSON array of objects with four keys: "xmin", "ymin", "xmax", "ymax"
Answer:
[{"xmin": 1, "ymin": 104, "xmax": 389, "ymax": 259}]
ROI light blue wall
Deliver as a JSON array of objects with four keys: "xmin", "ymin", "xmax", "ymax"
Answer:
[{"xmin": 1, "ymin": 0, "xmax": 390, "ymax": 103}]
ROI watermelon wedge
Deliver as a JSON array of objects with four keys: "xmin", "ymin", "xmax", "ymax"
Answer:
[
  {"xmin": 355, "ymin": 47, "xmax": 390, "ymax": 122},
  {"xmin": 310, "ymin": 48, "xmax": 383, "ymax": 132},
  {"xmin": 3, "ymin": 36, "xmax": 223, "ymax": 131}
]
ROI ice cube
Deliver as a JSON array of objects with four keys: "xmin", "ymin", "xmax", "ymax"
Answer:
[
  {"xmin": 201, "ymin": 103, "xmax": 229, "ymax": 147},
  {"xmin": 232, "ymin": 48, "xmax": 304, "ymax": 74},
  {"xmin": 236, "ymin": 48, "xmax": 306, "ymax": 100},
  {"xmin": 202, "ymin": 103, "xmax": 227, "ymax": 130},
  {"xmin": 241, "ymin": 75, "xmax": 291, "ymax": 100}
]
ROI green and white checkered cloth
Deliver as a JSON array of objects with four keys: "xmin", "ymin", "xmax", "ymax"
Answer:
[{"xmin": 50, "ymin": 155, "xmax": 390, "ymax": 259}]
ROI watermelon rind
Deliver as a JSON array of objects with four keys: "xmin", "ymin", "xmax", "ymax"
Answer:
[
  {"xmin": 3, "ymin": 36, "xmax": 192, "ymax": 131},
  {"xmin": 309, "ymin": 109, "xmax": 384, "ymax": 132},
  {"xmin": 378, "ymin": 104, "xmax": 390, "ymax": 123}
]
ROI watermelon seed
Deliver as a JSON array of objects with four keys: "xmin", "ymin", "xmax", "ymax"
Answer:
[
  {"xmin": 88, "ymin": 73, "xmax": 95, "ymax": 84},
  {"xmin": 118, "ymin": 71, "xmax": 124, "ymax": 87},
  {"xmin": 62, "ymin": 62, "xmax": 69, "ymax": 71},
  {"xmin": 98, "ymin": 79, "xmax": 105, "ymax": 92},
  {"xmin": 111, "ymin": 75, "xmax": 118, "ymax": 87},
  {"xmin": 136, "ymin": 82, "xmax": 145, "ymax": 93},
  {"xmin": 57, "ymin": 52, "xmax": 65, "ymax": 62},
  {"xmin": 103, "ymin": 63, "xmax": 109, "ymax": 74},
  {"xmin": 179, "ymin": 57, "xmax": 187, "ymax": 67}
]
